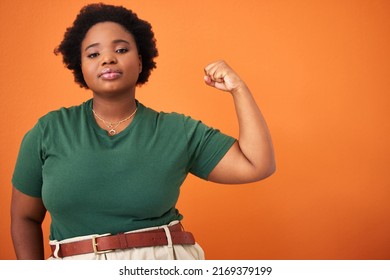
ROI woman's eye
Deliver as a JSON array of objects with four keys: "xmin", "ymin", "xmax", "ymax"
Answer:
[
  {"xmin": 116, "ymin": 48, "xmax": 128, "ymax": 54},
  {"xmin": 87, "ymin": 53, "xmax": 99, "ymax": 58}
]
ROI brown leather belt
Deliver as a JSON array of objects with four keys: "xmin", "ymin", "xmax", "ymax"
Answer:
[{"xmin": 50, "ymin": 223, "xmax": 195, "ymax": 258}]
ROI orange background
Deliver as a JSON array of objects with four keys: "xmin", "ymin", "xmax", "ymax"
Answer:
[{"xmin": 1, "ymin": 0, "xmax": 389, "ymax": 260}]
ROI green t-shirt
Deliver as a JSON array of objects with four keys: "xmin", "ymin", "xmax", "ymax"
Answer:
[{"xmin": 12, "ymin": 99, "xmax": 235, "ymax": 241}]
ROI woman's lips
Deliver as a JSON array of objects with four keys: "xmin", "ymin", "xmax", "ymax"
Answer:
[
  {"xmin": 99, "ymin": 68, "xmax": 122, "ymax": 80},
  {"xmin": 101, "ymin": 72, "xmax": 122, "ymax": 80}
]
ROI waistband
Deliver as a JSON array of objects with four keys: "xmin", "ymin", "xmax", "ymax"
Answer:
[{"xmin": 50, "ymin": 222, "xmax": 195, "ymax": 258}]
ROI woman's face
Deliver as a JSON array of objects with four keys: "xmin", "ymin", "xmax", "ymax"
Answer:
[{"xmin": 81, "ymin": 21, "xmax": 142, "ymax": 95}]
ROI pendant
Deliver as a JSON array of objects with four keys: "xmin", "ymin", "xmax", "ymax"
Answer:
[{"xmin": 109, "ymin": 129, "xmax": 116, "ymax": 135}]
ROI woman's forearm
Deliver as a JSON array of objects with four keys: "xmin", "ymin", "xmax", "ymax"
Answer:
[{"xmin": 231, "ymin": 82, "xmax": 276, "ymax": 178}]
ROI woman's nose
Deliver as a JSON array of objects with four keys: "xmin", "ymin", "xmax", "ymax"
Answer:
[{"xmin": 101, "ymin": 53, "xmax": 117, "ymax": 65}]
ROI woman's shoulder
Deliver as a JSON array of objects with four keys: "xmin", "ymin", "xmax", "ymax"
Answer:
[
  {"xmin": 138, "ymin": 103, "xmax": 197, "ymax": 135},
  {"xmin": 37, "ymin": 99, "xmax": 91, "ymax": 126},
  {"xmin": 140, "ymin": 102, "xmax": 187, "ymax": 121}
]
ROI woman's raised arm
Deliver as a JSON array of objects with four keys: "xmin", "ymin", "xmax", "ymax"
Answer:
[{"xmin": 205, "ymin": 60, "xmax": 276, "ymax": 184}]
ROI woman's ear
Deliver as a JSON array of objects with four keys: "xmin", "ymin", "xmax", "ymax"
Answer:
[{"xmin": 138, "ymin": 55, "xmax": 142, "ymax": 73}]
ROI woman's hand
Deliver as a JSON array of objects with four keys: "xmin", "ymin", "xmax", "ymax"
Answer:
[{"xmin": 203, "ymin": 60, "xmax": 246, "ymax": 94}]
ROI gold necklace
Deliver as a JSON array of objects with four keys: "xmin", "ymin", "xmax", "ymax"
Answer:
[{"xmin": 92, "ymin": 106, "xmax": 138, "ymax": 136}]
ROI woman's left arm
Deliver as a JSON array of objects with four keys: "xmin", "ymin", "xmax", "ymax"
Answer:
[{"xmin": 204, "ymin": 60, "xmax": 276, "ymax": 184}]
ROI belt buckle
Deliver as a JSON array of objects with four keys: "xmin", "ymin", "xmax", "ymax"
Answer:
[{"xmin": 91, "ymin": 233, "xmax": 114, "ymax": 255}]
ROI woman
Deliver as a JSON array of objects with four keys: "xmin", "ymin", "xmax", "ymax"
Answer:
[{"xmin": 11, "ymin": 3, "xmax": 275, "ymax": 260}]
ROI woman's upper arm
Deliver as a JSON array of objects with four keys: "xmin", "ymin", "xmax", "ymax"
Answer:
[
  {"xmin": 11, "ymin": 187, "xmax": 46, "ymax": 223},
  {"xmin": 207, "ymin": 141, "xmax": 275, "ymax": 184}
]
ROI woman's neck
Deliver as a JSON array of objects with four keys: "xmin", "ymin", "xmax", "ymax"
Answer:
[{"xmin": 91, "ymin": 93, "xmax": 137, "ymax": 122}]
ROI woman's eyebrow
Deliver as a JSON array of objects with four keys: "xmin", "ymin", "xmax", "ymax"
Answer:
[
  {"xmin": 84, "ymin": 39, "xmax": 131, "ymax": 52},
  {"xmin": 84, "ymin": 42, "xmax": 100, "ymax": 52},
  {"xmin": 112, "ymin": 39, "xmax": 130, "ymax": 45}
]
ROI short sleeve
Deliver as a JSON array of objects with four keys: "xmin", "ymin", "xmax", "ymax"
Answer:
[
  {"xmin": 12, "ymin": 122, "xmax": 45, "ymax": 198},
  {"xmin": 184, "ymin": 116, "xmax": 236, "ymax": 179}
]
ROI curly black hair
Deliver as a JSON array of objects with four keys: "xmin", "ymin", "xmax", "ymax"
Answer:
[{"xmin": 54, "ymin": 3, "xmax": 158, "ymax": 88}]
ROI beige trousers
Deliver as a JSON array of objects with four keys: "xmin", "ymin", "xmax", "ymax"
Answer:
[{"xmin": 48, "ymin": 221, "xmax": 205, "ymax": 260}]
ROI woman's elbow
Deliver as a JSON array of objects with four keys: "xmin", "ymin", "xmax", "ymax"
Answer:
[{"xmin": 251, "ymin": 160, "xmax": 276, "ymax": 182}]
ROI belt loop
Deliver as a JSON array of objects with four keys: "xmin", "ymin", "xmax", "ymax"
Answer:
[
  {"xmin": 162, "ymin": 225, "xmax": 173, "ymax": 248},
  {"xmin": 52, "ymin": 241, "xmax": 60, "ymax": 258}
]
